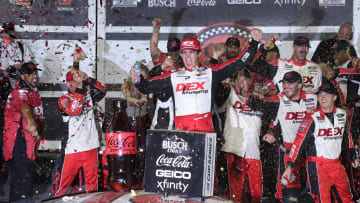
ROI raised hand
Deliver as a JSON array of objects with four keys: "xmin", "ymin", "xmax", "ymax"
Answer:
[
  {"xmin": 250, "ymin": 28, "xmax": 263, "ymax": 42},
  {"xmin": 152, "ymin": 17, "xmax": 162, "ymax": 28}
]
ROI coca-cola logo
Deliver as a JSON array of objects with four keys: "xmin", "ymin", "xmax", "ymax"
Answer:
[
  {"xmin": 156, "ymin": 154, "xmax": 192, "ymax": 168},
  {"xmin": 106, "ymin": 132, "xmax": 137, "ymax": 155},
  {"xmin": 107, "ymin": 135, "xmax": 136, "ymax": 148},
  {"xmin": 187, "ymin": 0, "xmax": 216, "ymax": 6}
]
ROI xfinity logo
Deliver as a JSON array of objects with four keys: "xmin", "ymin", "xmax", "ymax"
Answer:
[
  {"xmin": 274, "ymin": 0, "xmax": 306, "ymax": 6},
  {"xmin": 187, "ymin": 0, "xmax": 216, "ymax": 6},
  {"xmin": 228, "ymin": 0, "xmax": 261, "ymax": 4},
  {"xmin": 149, "ymin": 0, "xmax": 176, "ymax": 7}
]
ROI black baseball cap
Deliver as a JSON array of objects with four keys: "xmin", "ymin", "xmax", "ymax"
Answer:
[
  {"xmin": 331, "ymin": 40, "xmax": 350, "ymax": 52},
  {"xmin": 167, "ymin": 37, "xmax": 180, "ymax": 52},
  {"xmin": 280, "ymin": 71, "xmax": 302, "ymax": 83},
  {"xmin": 293, "ymin": 36, "xmax": 311, "ymax": 48},
  {"xmin": 317, "ymin": 82, "xmax": 338, "ymax": 95},
  {"xmin": 225, "ymin": 37, "xmax": 240, "ymax": 47},
  {"xmin": 19, "ymin": 62, "xmax": 41, "ymax": 74}
]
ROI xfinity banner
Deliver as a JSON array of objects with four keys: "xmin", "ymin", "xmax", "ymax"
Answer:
[
  {"xmin": 107, "ymin": 0, "xmax": 352, "ymax": 26},
  {"xmin": 144, "ymin": 130, "xmax": 216, "ymax": 197}
]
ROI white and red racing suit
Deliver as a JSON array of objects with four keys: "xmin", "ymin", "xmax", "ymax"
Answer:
[
  {"xmin": 136, "ymin": 40, "xmax": 259, "ymax": 132},
  {"xmin": 251, "ymin": 57, "xmax": 322, "ymax": 93},
  {"xmin": 221, "ymin": 86, "xmax": 262, "ymax": 202},
  {"xmin": 52, "ymin": 78, "xmax": 106, "ymax": 197},
  {"xmin": 288, "ymin": 107, "xmax": 356, "ymax": 203},
  {"xmin": 247, "ymin": 90, "xmax": 317, "ymax": 199}
]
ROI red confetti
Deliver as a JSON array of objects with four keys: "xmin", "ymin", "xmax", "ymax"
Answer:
[
  {"xmin": 41, "ymin": 11, "xmax": 50, "ymax": 16},
  {"xmin": 55, "ymin": 52, "xmax": 63, "ymax": 54},
  {"xmin": 88, "ymin": 19, "xmax": 93, "ymax": 24},
  {"xmin": 45, "ymin": 41, "xmax": 48, "ymax": 47},
  {"xmin": 130, "ymin": 47, "xmax": 134, "ymax": 50}
]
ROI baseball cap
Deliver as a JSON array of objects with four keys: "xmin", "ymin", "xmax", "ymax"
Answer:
[
  {"xmin": 280, "ymin": 71, "xmax": 302, "ymax": 83},
  {"xmin": 66, "ymin": 70, "xmax": 76, "ymax": 82},
  {"xmin": 180, "ymin": 38, "xmax": 200, "ymax": 51},
  {"xmin": 331, "ymin": 40, "xmax": 350, "ymax": 52},
  {"xmin": 225, "ymin": 37, "xmax": 240, "ymax": 47},
  {"xmin": 167, "ymin": 37, "xmax": 180, "ymax": 52},
  {"xmin": 19, "ymin": 62, "xmax": 41, "ymax": 74},
  {"xmin": 317, "ymin": 82, "xmax": 338, "ymax": 95},
  {"xmin": 293, "ymin": 36, "xmax": 311, "ymax": 48}
]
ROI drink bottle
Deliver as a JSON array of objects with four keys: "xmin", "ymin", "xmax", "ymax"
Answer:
[
  {"xmin": 106, "ymin": 99, "xmax": 137, "ymax": 191},
  {"xmin": 132, "ymin": 61, "xmax": 141, "ymax": 84}
]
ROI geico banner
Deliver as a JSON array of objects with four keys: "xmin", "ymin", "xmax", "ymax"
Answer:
[
  {"xmin": 144, "ymin": 130, "xmax": 216, "ymax": 197},
  {"xmin": 107, "ymin": 0, "xmax": 351, "ymax": 26}
]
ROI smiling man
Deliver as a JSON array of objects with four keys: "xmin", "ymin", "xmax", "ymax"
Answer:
[
  {"xmin": 282, "ymin": 82, "xmax": 359, "ymax": 203},
  {"xmin": 250, "ymin": 36, "xmax": 322, "ymax": 94},
  {"xmin": 246, "ymin": 71, "xmax": 317, "ymax": 201},
  {"xmin": 131, "ymin": 28, "xmax": 262, "ymax": 132}
]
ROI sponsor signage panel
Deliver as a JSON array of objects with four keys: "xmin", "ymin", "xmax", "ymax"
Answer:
[
  {"xmin": 144, "ymin": 130, "xmax": 216, "ymax": 197},
  {"xmin": 106, "ymin": 0, "xmax": 352, "ymax": 26}
]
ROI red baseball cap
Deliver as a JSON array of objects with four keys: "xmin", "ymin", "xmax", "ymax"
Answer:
[
  {"xmin": 180, "ymin": 38, "xmax": 200, "ymax": 51},
  {"xmin": 66, "ymin": 70, "xmax": 76, "ymax": 82}
]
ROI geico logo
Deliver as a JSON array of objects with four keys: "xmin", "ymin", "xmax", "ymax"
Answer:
[
  {"xmin": 318, "ymin": 127, "xmax": 344, "ymax": 137},
  {"xmin": 176, "ymin": 82, "xmax": 205, "ymax": 91},
  {"xmin": 285, "ymin": 112, "xmax": 305, "ymax": 120},
  {"xmin": 303, "ymin": 76, "xmax": 313, "ymax": 84},
  {"xmin": 156, "ymin": 169, "xmax": 191, "ymax": 179},
  {"xmin": 228, "ymin": 0, "xmax": 261, "ymax": 4}
]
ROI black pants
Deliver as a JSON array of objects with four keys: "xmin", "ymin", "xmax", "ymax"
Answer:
[{"xmin": 9, "ymin": 153, "xmax": 35, "ymax": 202}]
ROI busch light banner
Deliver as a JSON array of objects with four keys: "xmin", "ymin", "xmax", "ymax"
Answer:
[{"xmin": 144, "ymin": 130, "xmax": 216, "ymax": 197}]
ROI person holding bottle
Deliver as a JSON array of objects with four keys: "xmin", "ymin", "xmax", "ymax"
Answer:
[{"xmin": 52, "ymin": 51, "xmax": 106, "ymax": 197}]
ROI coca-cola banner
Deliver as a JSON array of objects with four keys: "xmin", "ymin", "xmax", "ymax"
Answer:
[{"xmin": 144, "ymin": 130, "xmax": 216, "ymax": 197}]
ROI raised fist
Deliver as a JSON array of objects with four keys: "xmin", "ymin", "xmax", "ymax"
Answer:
[
  {"xmin": 152, "ymin": 17, "xmax": 162, "ymax": 28},
  {"xmin": 250, "ymin": 28, "xmax": 263, "ymax": 42}
]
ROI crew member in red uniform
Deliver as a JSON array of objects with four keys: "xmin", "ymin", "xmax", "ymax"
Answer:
[
  {"xmin": 52, "ymin": 65, "xmax": 106, "ymax": 197},
  {"xmin": 3, "ymin": 62, "xmax": 43, "ymax": 202},
  {"xmin": 130, "ymin": 28, "xmax": 262, "ymax": 132},
  {"xmin": 247, "ymin": 71, "xmax": 317, "ymax": 201},
  {"xmin": 282, "ymin": 82, "xmax": 360, "ymax": 203},
  {"xmin": 221, "ymin": 69, "xmax": 263, "ymax": 202}
]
